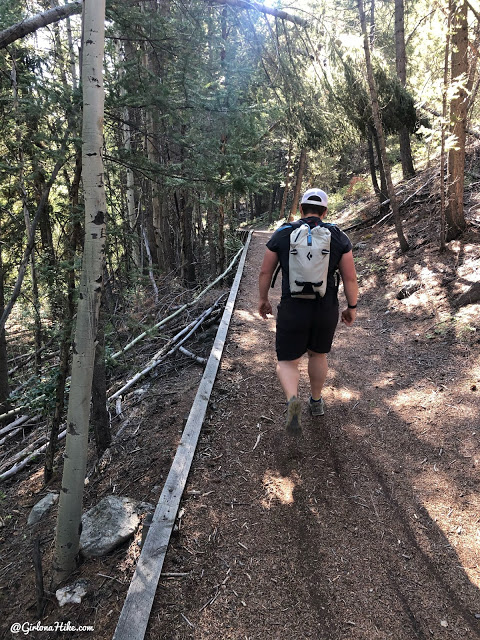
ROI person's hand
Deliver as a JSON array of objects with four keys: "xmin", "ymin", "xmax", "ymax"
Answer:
[
  {"xmin": 341, "ymin": 307, "xmax": 357, "ymax": 326},
  {"xmin": 259, "ymin": 300, "xmax": 273, "ymax": 319}
]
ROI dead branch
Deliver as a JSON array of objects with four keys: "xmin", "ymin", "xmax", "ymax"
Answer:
[
  {"xmin": 8, "ymin": 336, "xmax": 56, "ymax": 376},
  {"xmin": 109, "ymin": 296, "xmax": 224, "ymax": 400},
  {"xmin": 111, "ymin": 244, "xmax": 243, "ymax": 361},
  {"xmin": 0, "ymin": 429, "xmax": 66, "ymax": 481},
  {"xmin": 0, "ymin": 433, "xmax": 47, "ymax": 474},
  {"xmin": 178, "ymin": 347, "xmax": 207, "ymax": 365},
  {"xmin": 0, "ymin": 414, "xmax": 31, "ymax": 436}
]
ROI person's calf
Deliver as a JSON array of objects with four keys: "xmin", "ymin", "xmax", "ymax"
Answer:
[
  {"xmin": 276, "ymin": 358, "xmax": 301, "ymax": 401},
  {"xmin": 307, "ymin": 351, "xmax": 328, "ymax": 400}
]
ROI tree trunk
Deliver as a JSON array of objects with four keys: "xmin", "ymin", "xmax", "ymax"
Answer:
[
  {"xmin": 23, "ymin": 205, "xmax": 42, "ymax": 374},
  {"xmin": 288, "ymin": 147, "xmax": 307, "ymax": 222},
  {"xmin": 358, "ymin": 0, "xmax": 409, "ymax": 252},
  {"xmin": 279, "ymin": 141, "xmax": 292, "ymax": 220},
  {"xmin": 366, "ymin": 130, "xmax": 381, "ymax": 196},
  {"xmin": 218, "ymin": 195, "xmax": 226, "ymax": 272},
  {"xmin": 206, "ymin": 201, "xmax": 217, "ymax": 276},
  {"xmin": 371, "ymin": 125, "xmax": 389, "ymax": 210},
  {"xmin": 120, "ymin": 41, "xmax": 140, "ymax": 270},
  {"xmin": 395, "ymin": 0, "xmax": 415, "ymax": 179},
  {"xmin": 0, "ymin": 238, "xmax": 10, "ymax": 416},
  {"xmin": 53, "ymin": 0, "xmax": 107, "ymax": 585},
  {"xmin": 177, "ymin": 193, "xmax": 196, "ymax": 286},
  {"xmin": 440, "ymin": 2, "xmax": 452, "ymax": 252},
  {"xmin": 446, "ymin": 0, "xmax": 468, "ymax": 240},
  {"xmin": 268, "ymin": 182, "xmax": 279, "ymax": 224}
]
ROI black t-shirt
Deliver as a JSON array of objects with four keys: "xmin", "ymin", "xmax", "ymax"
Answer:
[{"xmin": 266, "ymin": 216, "xmax": 352, "ymax": 300}]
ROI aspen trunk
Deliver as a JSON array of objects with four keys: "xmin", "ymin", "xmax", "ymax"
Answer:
[
  {"xmin": 53, "ymin": 0, "xmax": 106, "ymax": 585},
  {"xmin": 358, "ymin": 0, "xmax": 409, "ymax": 252}
]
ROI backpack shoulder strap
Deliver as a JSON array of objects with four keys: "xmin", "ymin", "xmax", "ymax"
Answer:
[{"xmin": 270, "ymin": 223, "xmax": 293, "ymax": 289}]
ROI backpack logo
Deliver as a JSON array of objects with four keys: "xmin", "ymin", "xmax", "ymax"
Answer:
[{"xmin": 307, "ymin": 251, "xmax": 313, "ymax": 261}]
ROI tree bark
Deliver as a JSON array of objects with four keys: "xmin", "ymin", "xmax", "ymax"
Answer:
[
  {"xmin": 53, "ymin": 0, "xmax": 107, "ymax": 586},
  {"xmin": 358, "ymin": 0, "xmax": 409, "ymax": 252},
  {"xmin": 288, "ymin": 148, "xmax": 307, "ymax": 222},
  {"xmin": 177, "ymin": 193, "xmax": 196, "ymax": 286},
  {"xmin": 366, "ymin": 130, "xmax": 381, "ymax": 196},
  {"xmin": 0, "ymin": 238, "xmax": 10, "ymax": 416},
  {"xmin": 118, "ymin": 40, "xmax": 140, "ymax": 270},
  {"xmin": 395, "ymin": 0, "xmax": 415, "ymax": 178},
  {"xmin": 206, "ymin": 201, "xmax": 217, "ymax": 276},
  {"xmin": 440, "ymin": 1, "xmax": 452, "ymax": 252},
  {"xmin": 446, "ymin": 0, "xmax": 468, "ymax": 240},
  {"xmin": 279, "ymin": 141, "xmax": 292, "ymax": 220}
]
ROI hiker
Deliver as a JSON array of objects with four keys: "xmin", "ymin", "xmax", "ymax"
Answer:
[{"xmin": 258, "ymin": 187, "xmax": 358, "ymax": 431}]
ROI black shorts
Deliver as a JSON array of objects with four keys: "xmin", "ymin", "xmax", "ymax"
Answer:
[{"xmin": 275, "ymin": 295, "xmax": 339, "ymax": 361}]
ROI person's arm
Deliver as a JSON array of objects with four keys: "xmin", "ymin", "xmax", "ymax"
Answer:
[
  {"xmin": 258, "ymin": 248, "xmax": 279, "ymax": 319},
  {"xmin": 338, "ymin": 250, "xmax": 358, "ymax": 326}
]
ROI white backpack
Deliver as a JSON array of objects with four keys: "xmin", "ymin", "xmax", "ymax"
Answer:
[{"xmin": 288, "ymin": 223, "xmax": 331, "ymax": 299}]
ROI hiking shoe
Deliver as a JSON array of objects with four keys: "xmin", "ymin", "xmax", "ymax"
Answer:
[
  {"xmin": 309, "ymin": 396, "xmax": 325, "ymax": 417},
  {"xmin": 286, "ymin": 396, "xmax": 302, "ymax": 433}
]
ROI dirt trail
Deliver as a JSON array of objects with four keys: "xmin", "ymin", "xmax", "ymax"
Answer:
[{"xmin": 146, "ymin": 230, "xmax": 480, "ymax": 639}]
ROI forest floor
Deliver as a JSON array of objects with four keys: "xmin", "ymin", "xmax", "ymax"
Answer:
[{"xmin": 2, "ymin": 159, "xmax": 480, "ymax": 640}]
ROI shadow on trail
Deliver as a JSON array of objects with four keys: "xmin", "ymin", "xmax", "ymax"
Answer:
[{"xmin": 266, "ymin": 404, "xmax": 480, "ymax": 639}]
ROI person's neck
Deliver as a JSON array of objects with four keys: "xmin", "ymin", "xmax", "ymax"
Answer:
[{"xmin": 302, "ymin": 213, "xmax": 325, "ymax": 220}]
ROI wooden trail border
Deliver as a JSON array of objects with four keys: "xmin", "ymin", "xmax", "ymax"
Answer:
[{"xmin": 113, "ymin": 231, "xmax": 253, "ymax": 640}]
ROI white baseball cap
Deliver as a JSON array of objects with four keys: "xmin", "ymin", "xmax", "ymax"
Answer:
[{"xmin": 301, "ymin": 188, "xmax": 328, "ymax": 207}]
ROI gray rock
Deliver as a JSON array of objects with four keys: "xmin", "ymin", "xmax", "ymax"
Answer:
[
  {"xmin": 80, "ymin": 495, "xmax": 153, "ymax": 558},
  {"xmin": 56, "ymin": 579, "xmax": 90, "ymax": 607},
  {"xmin": 27, "ymin": 492, "xmax": 59, "ymax": 526}
]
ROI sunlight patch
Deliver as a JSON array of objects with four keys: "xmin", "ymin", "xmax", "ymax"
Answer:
[
  {"xmin": 261, "ymin": 470, "xmax": 299, "ymax": 508},
  {"xmin": 236, "ymin": 309, "xmax": 260, "ymax": 324},
  {"xmin": 336, "ymin": 388, "xmax": 360, "ymax": 402}
]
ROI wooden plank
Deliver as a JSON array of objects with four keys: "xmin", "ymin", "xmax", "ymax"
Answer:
[{"xmin": 113, "ymin": 231, "xmax": 253, "ymax": 640}]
